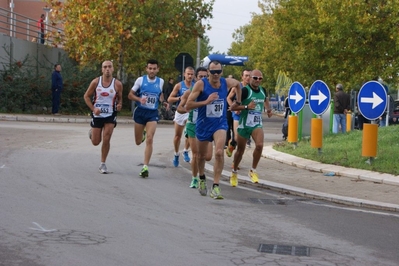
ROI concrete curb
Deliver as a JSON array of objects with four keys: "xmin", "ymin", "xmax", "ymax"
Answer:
[{"xmin": 205, "ymin": 162, "xmax": 399, "ymax": 212}]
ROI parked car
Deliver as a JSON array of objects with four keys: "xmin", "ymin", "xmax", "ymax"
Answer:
[{"xmin": 389, "ymin": 100, "xmax": 399, "ymax": 125}]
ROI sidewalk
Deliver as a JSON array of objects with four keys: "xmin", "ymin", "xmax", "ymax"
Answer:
[{"xmin": 2, "ymin": 113, "xmax": 399, "ymax": 212}]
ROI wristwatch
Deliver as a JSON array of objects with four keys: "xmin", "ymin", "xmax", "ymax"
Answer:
[{"xmin": 245, "ymin": 105, "xmax": 248, "ymax": 110}]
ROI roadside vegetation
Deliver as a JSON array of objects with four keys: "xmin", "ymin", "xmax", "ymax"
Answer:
[{"xmin": 273, "ymin": 126, "xmax": 399, "ymax": 175}]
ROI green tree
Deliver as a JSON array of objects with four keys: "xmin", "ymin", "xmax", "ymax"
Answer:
[
  {"xmin": 46, "ymin": 0, "xmax": 214, "ymax": 79},
  {"xmin": 229, "ymin": 0, "xmax": 399, "ymax": 91}
]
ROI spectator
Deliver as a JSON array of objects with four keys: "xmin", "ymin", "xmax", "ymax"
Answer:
[
  {"xmin": 37, "ymin": 14, "xmax": 45, "ymax": 44},
  {"xmin": 51, "ymin": 64, "xmax": 63, "ymax": 115},
  {"xmin": 333, "ymin": 83, "xmax": 350, "ymax": 133}
]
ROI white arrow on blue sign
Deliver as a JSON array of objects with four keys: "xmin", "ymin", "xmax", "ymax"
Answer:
[
  {"xmin": 308, "ymin": 80, "xmax": 331, "ymax": 116},
  {"xmin": 288, "ymin": 81, "xmax": 306, "ymax": 114},
  {"xmin": 357, "ymin": 81, "xmax": 387, "ymax": 120}
]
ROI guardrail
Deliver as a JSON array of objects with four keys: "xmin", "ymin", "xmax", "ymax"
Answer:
[{"xmin": 0, "ymin": 7, "xmax": 64, "ymax": 46}]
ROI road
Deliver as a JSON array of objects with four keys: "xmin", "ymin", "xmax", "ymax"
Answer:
[{"xmin": 0, "ymin": 121, "xmax": 398, "ymax": 265}]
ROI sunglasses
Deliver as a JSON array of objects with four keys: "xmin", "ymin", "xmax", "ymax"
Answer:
[
  {"xmin": 209, "ymin": 69, "xmax": 222, "ymax": 75},
  {"xmin": 252, "ymin": 76, "xmax": 263, "ymax": 81}
]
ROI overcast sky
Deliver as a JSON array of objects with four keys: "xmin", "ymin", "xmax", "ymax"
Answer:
[{"xmin": 204, "ymin": 0, "xmax": 261, "ymax": 54}]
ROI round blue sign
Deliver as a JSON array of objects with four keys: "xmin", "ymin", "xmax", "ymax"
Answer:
[
  {"xmin": 357, "ymin": 81, "xmax": 387, "ymax": 121},
  {"xmin": 308, "ymin": 80, "xmax": 331, "ymax": 116},
  {"xmin": 288, "ymin": 82, "xmax": 306, "ymax": 114}
]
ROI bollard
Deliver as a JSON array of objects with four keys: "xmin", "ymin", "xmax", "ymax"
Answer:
[
  {"xmin": 311, "ymin": 118, "xmax": 323, "ymax": 148},
  {"xmin": 287, "ymin": 115, "xmax": 298, "ymax": 143},
  {"xmin": 362, "ymin": 123, "xmax": 378, "ymax": 157},
  {"xmin": 346, "ymin": 113, "xmax": 352, "ymax": 132}
]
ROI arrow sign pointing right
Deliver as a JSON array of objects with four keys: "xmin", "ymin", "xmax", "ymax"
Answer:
[
  {"xmin": 290, "ymin": 90, "xmax": 303, "ymax": 104},
  {"xmin": 310, "ymin": 90, "xmax": 327, "ymax": 105},
  {"xmin": 360, "ymin": 92, "xmax": 384, "ymax": 109},
  {"xmin": 229, "ymin": 59, "xmax": 242, "ymax": 64}
]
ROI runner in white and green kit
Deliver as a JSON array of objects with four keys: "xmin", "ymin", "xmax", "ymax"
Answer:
[{"xmin": 230, "ymin": 69, "xmax": 272, "ymax": 187}]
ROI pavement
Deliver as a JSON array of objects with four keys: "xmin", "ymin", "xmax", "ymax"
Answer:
[{"xmin": 1, "ymin": 113, "xmax": 399, "ymax": 212}]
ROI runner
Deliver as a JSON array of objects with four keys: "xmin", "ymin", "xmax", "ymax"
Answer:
[
  {"xmin": 230, "ymin": 69, "xmax": 272, "ymax": 187},
  {"xmin": 83, "ymin": 60, "xmax": 123, "ymax": 174},
  {"xmin": 128, "ymin": 59, "xmax": 168, "ymax": 178}
]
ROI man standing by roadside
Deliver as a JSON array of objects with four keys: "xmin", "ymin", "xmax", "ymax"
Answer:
[
  {"xmin": 51, "ymin": 64, "xmax": 63, "ymax": 115},
  {"xmin": 230, "ymin": 70, "xmax": 272, "ymax": 187},
  {"xmin": 186, "ymin": 60, "xmax": 241, "ymax": 199},
  {"xmin": 83, "ymin": 60, "xmax": 123, "ymax": 174},
  {"xmin": 333, "ymin": 83, "xmax": 350, "ymax": 133},
  {"xmin": 168, "ymin": 66, "xmax": 195, "ymax": 167},
  {"xmin": 128, "ymin": 59, "xmax": 168, "ymax": 178}
]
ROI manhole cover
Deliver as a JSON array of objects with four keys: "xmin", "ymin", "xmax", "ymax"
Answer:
[{"xmin": 258, "ymin": 244, "xmax": 310, "ymax": 256}]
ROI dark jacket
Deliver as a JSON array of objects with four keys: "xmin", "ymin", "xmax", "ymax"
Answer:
[
  {"xmin": 51, "ymin": 71, "xmax": 63, "ymax": 92},
  {"xmin": 334, "ymin": 90, "xmax": 350, "ymax": 114}
]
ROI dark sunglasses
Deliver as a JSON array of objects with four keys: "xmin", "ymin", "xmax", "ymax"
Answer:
[
  {"xmin": 252, "ymin": 76, "xmax": 263, "ymax": 81},
  {"xmin": 209, "ymin": 69, "xmax": 222, "ymax": 75}
]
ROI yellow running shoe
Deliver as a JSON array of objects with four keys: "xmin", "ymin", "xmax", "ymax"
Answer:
[
  {"xmin": 225, "ymin": 140, "xmax": 235, "ymax": 157},
  {"xmin": 141, "ymin": 128, "xmax": 147, "ymax": 143},
  {"xmin": 230, "ymin": 171, "xmax": 238, "ymax": 187},
  {"xmin": 248, "ymin": 170, "xmax": 259, "ymax": 183}
]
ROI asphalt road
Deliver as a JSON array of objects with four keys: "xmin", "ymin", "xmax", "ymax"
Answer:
[{"xmin": 0, "ymin": 121, "xmax": 398, "ymax": 265}]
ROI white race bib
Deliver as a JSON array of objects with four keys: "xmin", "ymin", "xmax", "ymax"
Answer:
[
  {"xmin": 206, "ymin": 99, "xmax": 224, "ymax": 118},
  {"xmin": 245, "ymin": 111, "xmax": 262, "ymax": 127}
]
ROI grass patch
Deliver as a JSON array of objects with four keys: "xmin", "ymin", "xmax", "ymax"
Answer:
[{"xmin": 273, "ymin": 126, "xmax": 399, "ymax": 175}]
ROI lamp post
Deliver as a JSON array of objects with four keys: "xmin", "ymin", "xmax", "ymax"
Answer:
[
  {"xmin": 9, "ymin": 0, "xmax": 14, "ymax": 37},
  {"xmin": 42, "ymin": 5, "xmax": 51, "ymax": 35}
]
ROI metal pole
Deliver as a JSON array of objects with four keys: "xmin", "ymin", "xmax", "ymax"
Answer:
[
  {"xmin": 181, "ymin": 55, "xmax": 186, "ymax": 81},
  {"xmin": 196, "ymin": 37, "xmax": 200, "ymax": 69},
  {"xmin": 9, "ymin": 0, "xmax": 14, "ymax": 37}
]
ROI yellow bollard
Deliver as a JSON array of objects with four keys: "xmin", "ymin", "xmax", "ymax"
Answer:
[
  {"xmin": 311, "ymin": 118, "xmax": 323, "ymax": 148},
  {"xmin": 362, "ymin": 123, "xmax": 378, "ymax": 157},
  {"xmin": 287, "ymin": 115, "xmax": 298, "ymax": 143},
  {"xmin": 346, "ymin": 113, "xmax": 352, "ymax": 132}
]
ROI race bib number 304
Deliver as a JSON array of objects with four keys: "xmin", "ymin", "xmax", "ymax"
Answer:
[{"xmin": 206, "ymin": 99, "xmax": 224, "ymax": 118}]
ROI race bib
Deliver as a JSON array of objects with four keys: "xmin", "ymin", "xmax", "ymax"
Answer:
[
  {"xmin": 94, "ymin": 103, "xmax": 111, "ymax": 116},
  {"xmin": 141, "ymin": 92, "xmax": 157, "ymax": 109},
  {"xmin": 206, "ymin": 99, "xmax": 224, "ymax": 118},
  {"xmin": 246, "ymin": 111, "xmax": 262, "ymax": 127},
  {"xmin": 192, "ymin": 109, "xmax": 198, "ymax": 123}
]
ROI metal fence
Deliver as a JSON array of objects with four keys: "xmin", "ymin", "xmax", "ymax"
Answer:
[{"xmin": 0, "ymin": 7, "xmax": 63, "ymax": 46}]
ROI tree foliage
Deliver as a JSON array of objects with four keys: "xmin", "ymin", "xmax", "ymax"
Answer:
[
  {"xmin": 229, "ymin": 0, "xmax": 399, "ymax": 92},
  {"xmin": 46, "ymin": 0, "xmax": 214, "ymax": 77}
]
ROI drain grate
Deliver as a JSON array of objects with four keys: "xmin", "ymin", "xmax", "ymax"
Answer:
[{"xmin": 258, "ymin": 244, "xmax": 310, "ymax": 256}]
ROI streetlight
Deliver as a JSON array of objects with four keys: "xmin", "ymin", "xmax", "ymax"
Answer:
[{"xmin": 42, "ymin": 5, "xmax": 52, "ymax": 35}]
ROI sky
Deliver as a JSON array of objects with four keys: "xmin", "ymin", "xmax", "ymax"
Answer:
[{"xmin": 205, "ymin": 0, "xmax": 261, "ymax": 54}]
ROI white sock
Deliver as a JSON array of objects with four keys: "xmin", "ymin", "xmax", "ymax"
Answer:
[
  {"xmin": 175, "ymin": 152, "xmax": 180, "ymax": 156},
  {"xmin": 251, "ymin": 168, "xmax": 256, "ymax": 172}
]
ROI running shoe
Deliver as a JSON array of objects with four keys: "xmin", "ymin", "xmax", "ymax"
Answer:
[
  {"xmin": 189, "ymin": 176, "xmax": 199, "ymax": 188},
  {"xmin": 246, "ymin": 138, "xmax": 251, "ymax": 148},
  {"xmin": 248, "ymin": 170, "xmax": 259, "ymax": 183},
  {"xmin": 173, "ymin": 154, "xmax": 179, "ymax": 167},
  {"xmin": 210, "ymin": 185, "xmax": 224, "ymax": 199},
  {"xmin": 198, "ymin": 179, "xmax": 207, "ymax": 196},
  {"xmin": 99, "ymin": 163, "xmax": 108, "ymax": 174},
  {"xmin": 88, "ymin": 128, "xmax": 92, "ymax": 140},
  {"xmin": 139, "ymin": 165, "xmax": 149, "ymax": 178},
  {"xmin": 225, "ymin": 140, "xmax": 235, "ymax": 157},
  {"xmin": 141, "ymin": 128, "xmax": 147, "ymax": 143},
  {"xmin": 230, "ymin": 171, "xmax": 238, "ymax": 187},
  {"xmin": 183, "ymin": 151, "xmax": 190, "ymax": 163}
]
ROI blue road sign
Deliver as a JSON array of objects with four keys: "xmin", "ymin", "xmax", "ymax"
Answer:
[
  {"xmin": 308, "ymin": 80, "xmax": 331, "ymax": 116},
  {"xmin": 202, "ymin": 54, "xmax": 249, "ymax": 67},
  {"xmin": 357, "ymin": 81, "xmax": 387, "ymax": 120},
  {"xmin": 288, "ymin": 81, "xmax": 306, "ymax": 114}
]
